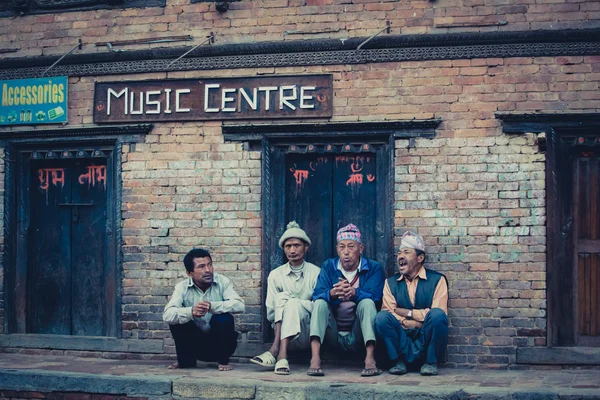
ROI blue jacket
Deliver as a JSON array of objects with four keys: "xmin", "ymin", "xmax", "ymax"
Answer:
[{"xmin": 312, "ymin": 257, "xmax": 385, "ymax": 308}]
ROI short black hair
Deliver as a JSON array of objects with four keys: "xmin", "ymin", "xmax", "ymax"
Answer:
[
  {"xmin": 183, "ymin": 248, "xmax": 212, "ymax": 273},
  {"xmin": 416, "ymin": 249, "xmax": 426, "ymax": 263}
]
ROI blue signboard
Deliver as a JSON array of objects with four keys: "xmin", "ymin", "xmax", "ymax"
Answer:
[{"xmin": 0, "ymin": 76, "xmax": 68, "ymax": 126}]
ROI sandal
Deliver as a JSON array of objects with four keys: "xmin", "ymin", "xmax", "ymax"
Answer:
[
  {"xmin": 361, "ymin": 367, "xmax": 383, "ymax": 377},
  {"xmin": 307, "ymin": 367, "xmax": 325, "ymax": 376},
  {"xmin": 250, "ymin": 351, "xmax": 276, "ymax": 368},
  {"xmin": 274, "ymin": 358, "xmax": 290, "ymax": 375}
]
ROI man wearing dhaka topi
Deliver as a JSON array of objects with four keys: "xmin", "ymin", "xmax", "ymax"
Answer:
[
  {"xmin": 308, "ymin": 223, "xmax": 385, "ymax": 377},
  {"xmin": 375, "ymin": 231, "xmax": 449, "ymax": 376}
]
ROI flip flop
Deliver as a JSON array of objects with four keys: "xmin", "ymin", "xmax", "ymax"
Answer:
[
  {"xmin": 250, "ymin": 351, "xmax": 276, "ymax": 368},
  {"xmin": 274, "ymin": 359, "xmax": 290, "ymax": 375},
  {"xmin": 307, "ymin": 367, "xmax": 324, "ymax": 376},
  {"xmin": 361, "ymin": 367, "xmax": 383, "ymax": 377}
]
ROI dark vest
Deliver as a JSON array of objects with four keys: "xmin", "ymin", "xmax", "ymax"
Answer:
[{"xmin": 387, "ymin": 268, "xmax": 446, "ymax": 310}]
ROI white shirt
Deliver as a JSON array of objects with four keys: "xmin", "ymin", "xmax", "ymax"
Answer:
[
  {"xmin": 265, "ymin": 261, "xmax": 320, "ymax": 323},
  {"xmin": 163, "ymin": 273, "xmax": 245, "ymax": 330}
]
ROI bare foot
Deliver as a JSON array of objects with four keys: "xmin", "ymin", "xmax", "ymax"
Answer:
[
  {"xmin": 218, "ymin": 364, "xmax": 233, "ymax": 371},
  {"xmin": 167, "ymin": 362, "xmax": 179, "ymax": 369}
]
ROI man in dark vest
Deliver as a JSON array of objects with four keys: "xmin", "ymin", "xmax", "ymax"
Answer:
[{"xmin": 374, "ymin": 231, "xmax": 448, "ymax": 376}]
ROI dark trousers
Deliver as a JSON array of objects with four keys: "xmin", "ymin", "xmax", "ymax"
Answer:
[
  {"xmin": 374, "ymin": 308, "xmax": 448, "ymax": 365},
  {"xmin": 169, "ymin": 313, "xmax": 238, "ymax": 368}
]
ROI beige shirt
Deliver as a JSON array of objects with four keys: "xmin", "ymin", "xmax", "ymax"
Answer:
[
  {"xmin": 381, "ymin": 266, "xmax": 448, "ymax": 329},
  {"xmin": 265, "ymin": 261, "xmax": 320, "ymax": 323},
  {"xmin": 163, "ymin": 273, "xmax": 245, "ymax": 329}
]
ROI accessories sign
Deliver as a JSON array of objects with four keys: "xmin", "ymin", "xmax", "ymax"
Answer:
[{"xmin": 0, "ymin": 76, "xmax": 68, "ymax": 126}]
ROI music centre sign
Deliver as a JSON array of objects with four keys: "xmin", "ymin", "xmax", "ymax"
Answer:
[{"xmin": 93, "ymin": 75, "xmax": 333, "ymax": 123}]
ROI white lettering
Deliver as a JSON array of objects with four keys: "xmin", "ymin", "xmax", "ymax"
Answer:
[
  {"xmin": 145, "ymin": 91, "xmax": 161, "ymax": 114},
  {"xmin": 222, "ymin": 88, "xmax": 236, "ymax": 112},
  {"xmin": 204, "ymin": 84, "xmax": 220, "ymax": 113},
  {"xmin": 279, "ymin": 85, "xmax": 297, "ymax": 110},
  {"xmin": 107, "ymin": 88, "xmax": 128, "ymax": 116},
  {"xmin": 164, "ymin": 88, "xmax": 172, "ymax": 114},
  {"xmin": 300, "ymin": 86, "xmax": 315, "ymax": 109},
  {"xmin": 175, "ymin": 89, "xmax": 191, "ymax": 113},
  {"xmin": 258, "ymin": 86, "xmax": 277, "ymax": 111},
  {"xmin": 129, "ymin": 91, "xmax": 143, "ymax": 115},
  {"xmin": 239, "ymin": 88, "xmax": 257, "ymax": 110}
]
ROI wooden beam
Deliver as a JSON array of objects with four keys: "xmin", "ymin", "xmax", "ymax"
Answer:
[{"xmin": 517, "ymin": 347, "xmax": 600, "ymax": 365}]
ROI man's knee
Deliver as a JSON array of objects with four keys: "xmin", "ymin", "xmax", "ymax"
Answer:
[
  {"xmin": 374, "ymin": 310, "xmax": 396, "ymax": 332},
  {"xmin": 427, "ymin": 308, "xmax": 448, "ymax": 327},
  {"xmin": 313, "ymin": 298, "xmax": 329, "ymax": 314},
  {"xmin": 282, "ymin": 297, "xmax": 302, "ymax": 312},
  {"xmin": 211, "ymin": 313, "xmax": 235, "ymax": 329},
  {"xmin": 356, "ymin": 298, "xmax": 376, "ymax": 315}
]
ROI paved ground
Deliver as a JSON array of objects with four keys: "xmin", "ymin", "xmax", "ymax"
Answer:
[{"xmin": 1, "ymin": 353, "xmax": 600, "ymax": 399}]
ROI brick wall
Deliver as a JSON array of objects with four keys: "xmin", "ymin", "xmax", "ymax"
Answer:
[
  {"xmin": 119, "ymin": 123, "xmax": 263, "ymax": 346},
  {"xmin": 0, "ymin": 0, "xmax": 599, "ymax": 365},
  {"xmin": 395, "ymin": 135, "xmax": 546, "ymax": 367},
  {"xmin": 0, "ymin": 0, "xmax": 599, "ymax": 58}
]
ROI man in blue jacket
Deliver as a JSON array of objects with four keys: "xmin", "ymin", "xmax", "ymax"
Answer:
[{"xmin": 307, "ymin": 224, "xmax": 385, "ymax": 377}]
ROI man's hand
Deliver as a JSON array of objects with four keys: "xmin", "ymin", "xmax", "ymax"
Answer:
[
  {"xmin": 330, "ymin": 278, "xmax": 355, "ymax": 301},
  {"xmin": 192, "ymin": 301, "xmax": 211, "ymax": 317},
  {"xmin": 340, "ymin": 285, "xmax": 356, "ymax": 301}
]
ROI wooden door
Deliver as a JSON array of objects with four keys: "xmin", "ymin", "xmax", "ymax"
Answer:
[
  {"xmin": 285, "ymin": 153, "xmax": 378, "ymax": 265},
  {"xmin": 26, "ymin": 157, "xmax": 108, "ymax": 335},
  {"xmin": 574, "ymin": 153, "xmax": 600, "ymax": 345}
]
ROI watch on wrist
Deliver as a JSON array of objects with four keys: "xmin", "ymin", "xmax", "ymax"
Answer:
[{"xmin": 407, "ymin": 310, "xmax": 412, "ymax": 319}]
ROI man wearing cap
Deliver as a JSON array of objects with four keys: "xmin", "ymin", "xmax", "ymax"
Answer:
[
  {"xmin": 375, "ymin": 231, "xmax": 449, "ymax": 376},
  {"xmin": 251, "ymin": 221, "xmax": 320, "ymax": 375},
  {"xmin": 307, "ymin": 223, "xmax": 385, "ymax": 377}
]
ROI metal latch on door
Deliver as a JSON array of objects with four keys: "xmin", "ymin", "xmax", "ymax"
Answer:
[{"xmin": 58, "ymin": 202, "xmax": 94, "ymax": 222}]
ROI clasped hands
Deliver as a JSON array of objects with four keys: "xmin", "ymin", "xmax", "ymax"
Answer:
[
  {"xmin": 192, "ymin": 301, "xmax": 211, "ymax": 318},
  {"xmin": 330, "ymin": 277, "xmax": 356, "ymax": 301}
]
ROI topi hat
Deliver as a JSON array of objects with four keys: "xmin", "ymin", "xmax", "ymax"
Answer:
[
  {"xmin": 336, "ymin": 223, "xmax": 362, "ymax": 243},
  {"xmin": 279, "ymin": 221, "xmax": 311, "ymax": 249},
  {"xmin": 400, "ymin": 231, "xmax": 425, "ymax": 252}
]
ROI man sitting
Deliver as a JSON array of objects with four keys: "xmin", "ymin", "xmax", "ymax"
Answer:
[
  {"xmin": 308, "ymin": 223, "xmax": 385, "ymax": 377},
  {"xmin": 163, "ymin": 248, "xmax": 245, "ymax": 370},
  {"xmin": 375, "ymin": 231, "xmax": 448, "ymax": 376},
  {"xmin": 251, "ymin": 222, "xmax": 320, "ymax": 374}
]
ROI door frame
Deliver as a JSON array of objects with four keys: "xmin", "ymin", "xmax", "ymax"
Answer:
[
  {"xmin": 2, "ymin": 125, "xmax": 151, "ymax": 338},
  {"xmin": 223, "ymin": 120, "xmax": 440, "ymax": 342},
  {"xmin": 497, "ymin": 113, "xmax": 600, "ymax": 357}
]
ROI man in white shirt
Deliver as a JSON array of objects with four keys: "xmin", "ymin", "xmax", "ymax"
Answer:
[
  {"xmin": 163, "ymin": 248, "xmax": 245, "ymax": 370},
  {"xmin": 251, "ymin": 221, "xmax": 320, "ymax": 375}
]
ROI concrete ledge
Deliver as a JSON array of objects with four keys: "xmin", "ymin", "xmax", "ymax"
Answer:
[
  {"xmin": 0, "ymin": 334, "xmax": 164, "ymax": 354},
  {"xmin": 2, "ymin": 367, "xmax": 600, "ymax": 400},
  {"xmin": 517, "ymin": 347, "xmax": 600, "ymax": 365},
  {"xmin": 0, "ymin": 370, "xmax": 172, "ymax": 396}
]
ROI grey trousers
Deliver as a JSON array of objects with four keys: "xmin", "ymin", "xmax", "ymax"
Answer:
[
  {"xmin": 309, "ymin": 298, "xmax": 377, "ymax": 353},
  {"xmin": 273, "ymin": 295, "xmax": 312, "ymax": 350}
]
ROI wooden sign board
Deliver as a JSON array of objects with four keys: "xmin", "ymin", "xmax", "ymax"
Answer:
[{"xmin": 93, "ymin": 75, "xmax": 333, "ymax": 123}]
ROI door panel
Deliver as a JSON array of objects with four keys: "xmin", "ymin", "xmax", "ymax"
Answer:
[
  {"xmin": 285, "ymin": 155, "xmax": 333, "ymax": 265},
  {"xmin": 575, "ymin": 155, "xmax": 600, "ymax": 340},
  {"xmin": 284, "ymin": 153, "xmax": 378, "ymax": 266},
  {"xmin": 25, "ymin": 157, "xmax": 109, "ymax": 336},
  {"xmin": 333, "ymin": 154, "xmax": 377, "ymax": 260},
  {"xmin": 27, "ymin": 160, "xmax": 72, "ymax": 334},
  {"xmin": 71, "ymin": 161, "xmax": 108, "ymax": 336}
]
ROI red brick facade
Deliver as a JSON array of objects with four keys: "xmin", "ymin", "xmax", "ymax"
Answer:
[{"xmin": 1, "ymin": 0, "xmax": 599, "ymax": 368}]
